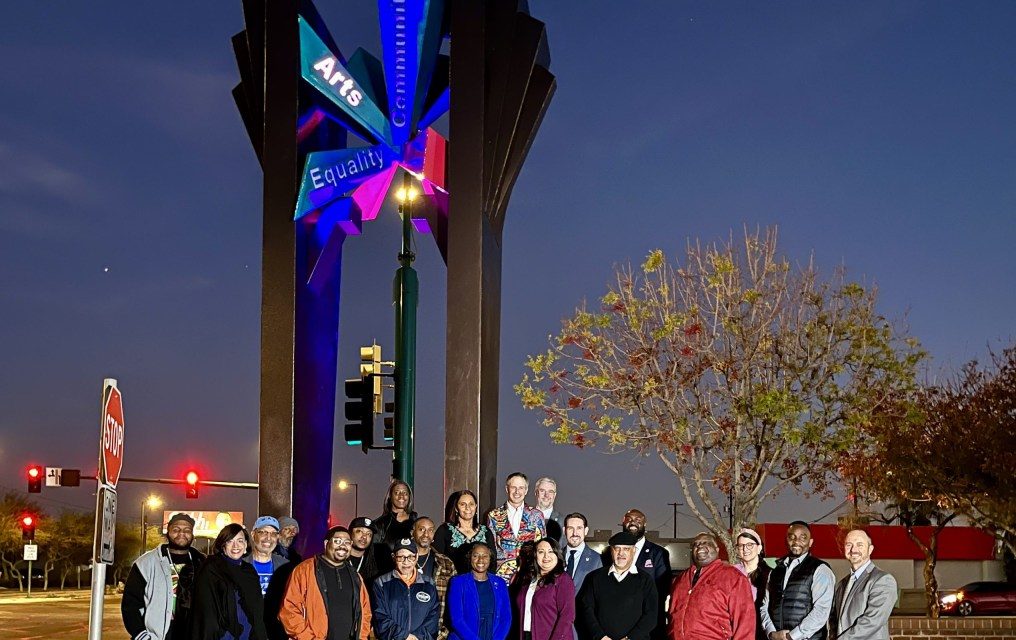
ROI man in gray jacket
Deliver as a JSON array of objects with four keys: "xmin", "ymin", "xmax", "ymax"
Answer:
[
  {"xmin": 121, "ymin": 512, "xmax": 205, "ymax": 640},
  {"xmin": 829, "ymin": 529, "xmax": 898, "ymax": 640}
]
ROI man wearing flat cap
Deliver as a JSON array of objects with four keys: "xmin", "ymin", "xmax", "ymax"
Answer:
[
  {"xmin": 600, "ymin": 509, "xmax": 672, "ymax": 640},
  {"xmin": 121, "ymin": 512, "xmax": 206, "ymax": 640},
  {"xmin": 578, "ymin": 531, "xmax": 659, "ymax": 640}
]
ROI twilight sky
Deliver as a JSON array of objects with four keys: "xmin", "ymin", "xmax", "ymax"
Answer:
[{"xmin": 1, "ymin": 1, "xmax": 1013, "ymax": 538}]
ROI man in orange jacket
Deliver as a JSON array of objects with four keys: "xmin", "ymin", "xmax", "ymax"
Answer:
[
  {"xmin": 667, "ymin": 532, "xmax": 755, "ymax": 640},
  {"xmin": 280, "ymin": 525, "xmax": 373, "ymax": 640}
]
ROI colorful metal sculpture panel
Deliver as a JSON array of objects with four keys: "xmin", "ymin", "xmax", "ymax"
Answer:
[{"xmin": 294, "ymin": 1, "xmax": 450, "ymax": 280}]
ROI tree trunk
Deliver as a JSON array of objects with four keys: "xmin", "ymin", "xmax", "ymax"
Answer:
[
  {"xmin": 906, "ymin": 518, "xmax": 952, "ymax": 618},
  {"xmin": 43, "ymin": 559, "xmax": 54, "ymax": 590}
]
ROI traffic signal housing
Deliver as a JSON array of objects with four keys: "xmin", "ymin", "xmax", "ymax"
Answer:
[
  {"xmin": 185, "ymin": 470, "xmax": 199, "ymax": 499},
  {"xmin": 345, "ymin": 376, "xmax": 374, "ymax": 453},
  {"xmin": 21, "ymin": 514, "xmax": 36, "ymax": 541},
  {"xmin": 26, "ymin": 465, "xmax": 43, "ymax": 493}
]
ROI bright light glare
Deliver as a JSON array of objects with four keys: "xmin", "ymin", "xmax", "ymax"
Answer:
[
  {"xmin": 28, "ymin": 467, "xmax": 40, "ymax": 478},
  {"xmin": 185, "ymin": 471, "xmax": 199, "ymax": 485},
  {"xmin": 146, "ymin": 495, "xmax": 162, "ymax": 509},
  {"xmin": 338, "ymin": 479, "xmax": 349, "ymax": 491}
]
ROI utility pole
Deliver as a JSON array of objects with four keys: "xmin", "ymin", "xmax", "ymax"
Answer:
[
  {"xmin": 393, "ymin": 172, "xmax": 419, "ymax": 487},
  {"xmin": 728, "ymin": 488, "xmax": 734, "ymax": 530},
  {"xmin": 668, "ymin": 502, "xmax": 683, "ymax": 539}
]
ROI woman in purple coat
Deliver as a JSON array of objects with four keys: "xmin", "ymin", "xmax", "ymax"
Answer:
[{"xmin": 514, "ymin": 539, "xmax": 576, "ymax": 640}]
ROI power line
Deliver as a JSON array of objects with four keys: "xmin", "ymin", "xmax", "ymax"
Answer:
[{"xmin": 0, "ymin": 483, "xmax": 94, "ymax": 514}]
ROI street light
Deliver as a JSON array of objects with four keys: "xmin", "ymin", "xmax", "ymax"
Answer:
[
  {"xmin": 393, "ymin": 171, "xmax": 419, "ymax": 487},
  {"xmin": 140, "ymin": 494, "xmax": 162, "ymax": 556},
  {"xmin": 338, "ymin": 479, "xmax": 359, "ymax": 518}
]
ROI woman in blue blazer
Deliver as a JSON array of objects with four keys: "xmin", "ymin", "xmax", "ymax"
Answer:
[{"xmin": 449, "ymin": 543, "xmax": 512, "ymax": 640}]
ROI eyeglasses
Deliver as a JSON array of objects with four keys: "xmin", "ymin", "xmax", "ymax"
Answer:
[
  {"xmin": 328, "ymin": 538, "xmax": 353, "ymax": 547},
  {"xmin": 735, "ymin": 543, "xmax": 757, "ymax": 550},
  {"xmin": 253, "ymin": 529, "xmax": 279, "ymax": 538},
  {"xmin": 394, "ymin": 554, "xmax": 416, "ymax": 563}
]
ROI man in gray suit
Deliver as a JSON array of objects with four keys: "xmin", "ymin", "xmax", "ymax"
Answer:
[
  {"xmin": 535, "ymin": 476, "xmax": 565, "ymax": 542},
  {"xmin": 829, "ymin": 529, "xmax": 897, "ymax": 639}
]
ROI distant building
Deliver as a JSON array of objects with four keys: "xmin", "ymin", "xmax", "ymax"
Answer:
[{"xmin": 587, "ymin": 524, "xmax": 1003, "ymax": 592}]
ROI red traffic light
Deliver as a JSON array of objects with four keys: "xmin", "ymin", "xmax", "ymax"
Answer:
[
  {"xmin": 26, "ymin": 465, "xmax": 43, "ymax": 493},
  {"xmin": 185, "ymin": 470, "xmax": 199, "ymax": 499},
  {"xmin": 21, "ymin": 513, "xmax": 36, "ymax": 540}
]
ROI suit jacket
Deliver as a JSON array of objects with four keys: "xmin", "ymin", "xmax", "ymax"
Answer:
[
  {"xmin": 828, "ymin": 563, "xmax": 897, "ymax": 640},
  {"xmin": 488, "ymin": 503, "xmax": 546, "ymax": 580},
  {"xmin": 566, "ymin": 546, "xmax": 603, "ymax": 594},
  {"xmin": 544, "ymin": 511, "xmax": 564, "ymax": 543}
]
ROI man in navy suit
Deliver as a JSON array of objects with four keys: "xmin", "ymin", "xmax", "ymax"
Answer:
[
  {"xmin": 563, "ymin": 512, "xmax": 603, "ymax": 592},
  {"xmin": 601, "ymin": 509, "xmax": 672, "ymax": 640}
]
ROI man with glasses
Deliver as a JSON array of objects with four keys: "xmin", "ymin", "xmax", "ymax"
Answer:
[
  {"xmin": 245, "ymin": 515, "xmax": 293, "ymax": 639},
  {"xmin": 373, "ymin": 538, "xmax": 441, "ymax": 640},
  {"xmin": 280, "ymin": 525, "xmax": 373, "ymax": 640},
  {"xmin": 666, "ymin": 533, "xmax": 754, "ymax": 640},
  {"xmin": 246, "ymin": 515, "xmax": 289, "ymax": 595}
]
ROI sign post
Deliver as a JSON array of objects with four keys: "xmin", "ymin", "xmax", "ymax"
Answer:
[
  {"xmin": 24, "ymin": 544, "xmax": 37, "ymax": 597},
  {"xmin": 88, "ymin": 378, "xmax": 124, "ymax": 640}
]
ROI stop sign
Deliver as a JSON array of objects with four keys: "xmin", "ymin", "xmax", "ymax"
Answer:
[{"xmin": 100, "ymin": 385, "xmax": 125, "ymax": 488}]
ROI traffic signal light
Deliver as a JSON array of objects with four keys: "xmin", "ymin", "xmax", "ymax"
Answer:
[
  {"xmin": 26, "ymin": 465, "xmax": 43, "ymax": 493},
  {"xmin": 360, "ymin": 345, "xmax": 383, "ymax": 413},
  {"xmin": 345, "ymin": 377, "xmax": 373, "ymax": 454},
  {"xmin": 185, "ymin": 470, "xmax": 199, "ymax": 499},
  {"xmin": 21, "ymin": 514, "xmax": 36, "ymax": 541},
  {"xmin": 383, "ymin": 401, "xmax": 396, "ymax": 442}
]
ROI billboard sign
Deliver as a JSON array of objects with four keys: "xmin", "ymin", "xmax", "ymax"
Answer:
[{"xmin": 161, "ymin": 510, "xmax": 245, "ymax": 538}]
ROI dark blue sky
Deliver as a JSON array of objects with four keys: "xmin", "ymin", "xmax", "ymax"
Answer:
[{"xmin": 1, "ymin": 2, "xmax": 1013, "ymax": 536}]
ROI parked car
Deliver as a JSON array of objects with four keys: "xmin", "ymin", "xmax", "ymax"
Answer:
[{"xmin": 939, "ymin": 581, "xmax": 1016, "ymax": 616}]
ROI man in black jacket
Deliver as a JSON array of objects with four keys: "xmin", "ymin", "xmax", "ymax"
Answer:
[
  {"xmin": 600, "ymin": 509, "xmax": 672, "ymax": 639},
  {"xmin": 579, "ymin": 531, "xmax": 658, "ymax": 640}
]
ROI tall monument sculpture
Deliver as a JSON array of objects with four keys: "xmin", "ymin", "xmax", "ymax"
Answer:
[{"xmin": 231, "ymin": 0, "xmax": 554, "ymax": 550}]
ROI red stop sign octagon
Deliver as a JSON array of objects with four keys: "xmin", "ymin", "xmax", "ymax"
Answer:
[{"xmin": 101, "ymin": 386, "xmax": 125, "ymax": 488}]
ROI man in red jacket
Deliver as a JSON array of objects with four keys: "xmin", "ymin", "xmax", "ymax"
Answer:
[{"xmin": 667, "ymin": 533, "xmax": 755, "ymax": 640}]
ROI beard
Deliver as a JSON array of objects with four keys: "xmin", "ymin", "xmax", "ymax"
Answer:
[{"xmin": 167, "ymin": 538, "xmax": 192, "ymax": 552}]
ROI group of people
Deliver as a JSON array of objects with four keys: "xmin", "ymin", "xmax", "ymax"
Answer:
[{"xmin": 122, "ymin": 473, "xmax": 897, "ymax": 640}]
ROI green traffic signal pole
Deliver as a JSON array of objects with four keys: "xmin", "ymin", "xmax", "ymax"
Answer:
[{"xmin": 394, "ymin": 174, "xmax": 418, "ymax": 488}]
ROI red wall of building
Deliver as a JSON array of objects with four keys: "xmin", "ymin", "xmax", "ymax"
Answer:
[{"xmin": 753, "ymin": 524, "xmax": 996, "ymax": 561}]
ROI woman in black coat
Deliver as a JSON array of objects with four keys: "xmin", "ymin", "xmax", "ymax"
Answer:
[
  {"xmin": 373, "ymin": 479, "xmax": 418, "ymax": 548},
  {"xmin": 191, "ymin": 523, "xmax": 268, "ymax": 640}
]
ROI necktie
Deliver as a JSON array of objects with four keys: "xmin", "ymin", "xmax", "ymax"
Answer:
[
  {"xmin": 567, "ymin": 549, "xmax": 577, "ymax": 576},
  {"xmin": 692, "ymin": 567, "xmax": 701, "ymax": 586}
]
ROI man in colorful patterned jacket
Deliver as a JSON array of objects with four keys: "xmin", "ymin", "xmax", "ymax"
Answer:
[{"xmin": 487, "ymin": 471, "xmax": 546, "ymax": 580}]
